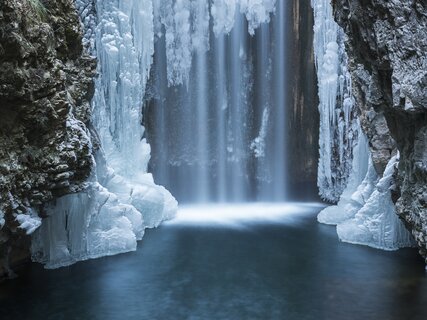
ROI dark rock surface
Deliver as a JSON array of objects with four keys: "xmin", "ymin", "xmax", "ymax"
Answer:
[
  {"xmin": 0, "ymin": 0, "xmax": 96, "ymax": 277},
  {"xmin": 288, "ymin": 0, "xmax": 320, "ymax": 200},
  {"xmin": 333, "ymin": 0, "xmax": 427, "ymax": 261}
]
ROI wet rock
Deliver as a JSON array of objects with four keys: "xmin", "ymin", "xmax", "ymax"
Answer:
[{"xmin": 0, "ymin": 0, "xmax": 96, "ymax": 277}]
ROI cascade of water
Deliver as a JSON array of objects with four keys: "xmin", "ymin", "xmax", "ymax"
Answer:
[
  {"xmin": 215, "ymin": 34, "xmax": 228, "ymax": 202},
  {"xmin": 147, "ymin": 0, "xmax": 288, "ymax": 204},
  {"xmin": 229, "ymin": 12, "xmax": 249, "ymax": 201},
  {"xmin": 194, "ymin": 1, "xmax": 211, "ymax": 202},
  {"xmin": 272, "ymin": 0, "xmax": 287, "ymax": 200}
]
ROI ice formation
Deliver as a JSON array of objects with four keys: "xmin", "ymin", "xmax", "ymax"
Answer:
[
  {"xmin": 16, "ymin": 208, "xmax": 42, "ymax": 235},
  {"xmin": 239, "ymin": 0, "xmax": 276, "ymax": 36},
  {"xmin": 317, "ymin": 126, "xmax": 370, "ymax": 225},
  {"xmin": 337, "ymin": 154, "xmax": 415, "ymax": 250},
  {"xmin": 211, "ymin": 0, "xmax": 237, "ymax": 35},
  {"xmin": 313, "ymin": 0, "xmax": 414, "ymax": 250},
  {"xmin": 154, "ymin": 0, "xmax": 277, "ymax": 86},
  {"xmin": 31, "ymin": 0, "xmax": 177, "ymax": 269},
  {"xmin": 311, "ymin": 0, "xmax": 358, "ymax": 202}
]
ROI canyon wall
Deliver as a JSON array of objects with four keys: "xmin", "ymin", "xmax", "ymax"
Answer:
[
  {"xmin": 331, "ymin": 0, "xmax": 427, "ymax": 260},
  {"xmin": 0, "ymin": 0, "xmax": 95, "ymax": 276}
]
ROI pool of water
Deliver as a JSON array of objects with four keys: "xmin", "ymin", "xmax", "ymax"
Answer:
[{"xmin": 1, "ymin": 203, "xmax": 426, "ymax": 320}]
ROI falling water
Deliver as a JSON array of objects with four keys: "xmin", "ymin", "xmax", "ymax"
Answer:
[{"xmin": 146, "ymin": 1, "xmax": 289, "ymax": 203}]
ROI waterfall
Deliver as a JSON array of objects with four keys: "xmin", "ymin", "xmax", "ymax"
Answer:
[
  {"xmin": 147, "ymin": 0, "xmax": 289, "ymax": 203},
  {"xmin": 29, "ymin": 0, "xmax": 293, "ymax": 268}
]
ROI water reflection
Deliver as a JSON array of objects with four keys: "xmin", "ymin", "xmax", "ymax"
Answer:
[{"xmin": 0, "ymin": 205, "xmax": 426, "ymax": 320}]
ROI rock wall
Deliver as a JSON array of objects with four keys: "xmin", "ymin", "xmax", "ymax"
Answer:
[
  {"xmin": 332, "ymin": 0, "xmax": 427, "ymax": 261},
  {"xmin": 287, "ymin": 0, "xmax": 320, "ymax": 200},
  {"xmin": 0, "ymin": 0, "xmax": 95, "ymax": 277}
]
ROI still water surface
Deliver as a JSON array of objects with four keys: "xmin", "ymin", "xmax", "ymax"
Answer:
[{"xmin": 1, "ymin": 203, "xmax": 426, "ymax": 320}]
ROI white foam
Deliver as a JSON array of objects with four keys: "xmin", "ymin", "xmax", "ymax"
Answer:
[{"xmin": 166, "ymin": 203, "xmax": 325, "ymax": 227}]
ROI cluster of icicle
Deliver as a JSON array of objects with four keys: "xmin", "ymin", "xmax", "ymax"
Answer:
[
  {"xmin": 155, "ymin": 0, "xmax": 276, "ymax": 86},
  {"xmin": 31, "ymin": 0, "xmax": 177, "ymax": 269},
  {"xmin": 311, "ymin": 0, "xmax": 359, "ymax": 202},
  {"xmin": 312, "ymin": 0, "xmax": 414, "ymax": 250}
]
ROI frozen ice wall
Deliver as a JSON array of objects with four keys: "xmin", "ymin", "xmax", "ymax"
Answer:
[
  {"xmin": 312, "ymin": 0, "xmax": 414, "ymax": 250},
  {"xmin": 31, "ymin": 0, "xmax": 177, "ymax": 269},
  {"xmin": 311, "ymin": 0, "xmax": 359, "ymax": 202}
]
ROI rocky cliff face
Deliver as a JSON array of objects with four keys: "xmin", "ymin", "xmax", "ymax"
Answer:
[
  {"xmin": 0, "ymin": 0, "xmax": 95, "ymax": 276},
  {"xmin": 332, "ymin": 0, "xmax": 427, "ymax": 261}
]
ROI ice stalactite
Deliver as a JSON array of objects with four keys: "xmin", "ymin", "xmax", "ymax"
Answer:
[
  {"xmin": 211, "ymin": 0, "xmax": 237, "ymax": 35},
  {"xmin": 155, "ymin": 0, "xmax": 276, "ymax": 86},
  {"xmin": 311, "ymin": 0, "xmax": 358, "ymax": 202},
  {"xmin": 313, "ymin": 0, "xmax": 414, "ymax": 250},
  {"xmin": 31, "ymin": 0, "xmax": 177, "ymax": 269},
  {"xmin": 239, "ymin": 0, "xmax": 276, "ymax": 36}
]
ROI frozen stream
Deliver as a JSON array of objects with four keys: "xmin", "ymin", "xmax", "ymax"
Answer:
[{"xmin": 1, "ymin": 204, "xmax": 427, "ymax": 320}]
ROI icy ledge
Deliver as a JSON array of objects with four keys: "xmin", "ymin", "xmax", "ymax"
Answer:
[
  {"xmin": 319, "ymin": 149, "xmax": 415, "ymax": 251},
  {"xmin": 32, "ymin": 177, "xmax": 176, "ymax": 269}
]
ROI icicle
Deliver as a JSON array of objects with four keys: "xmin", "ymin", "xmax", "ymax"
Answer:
[
  {"xmin": 211, "ymin": 0, "xmax": 237, "ymax": 36},
  {"xmin": 311, "ymin": 0, "xmax": 358, "ymax": 202},
  {"xmin": 239, "ymin": 0, "xmax": 276, "ymax": 36}
]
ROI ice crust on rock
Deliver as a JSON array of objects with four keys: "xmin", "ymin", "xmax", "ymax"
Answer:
[
  {"xmin": 317, "ymin": 126, "xmax": 371, "ymax": 225},
  {"xmin": 312, "ymin": 0, "xmax": 358, "ymax": 202},
  {"xmin": 31, "ymin": 0, "xmax": 177, "ymax": 269}
]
